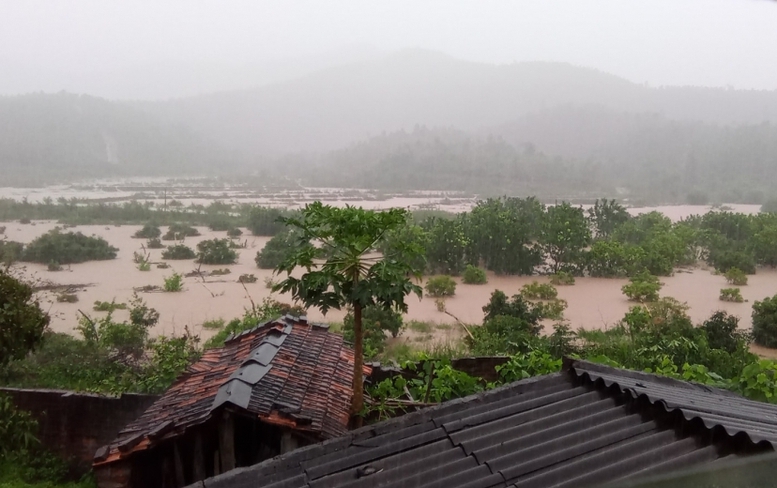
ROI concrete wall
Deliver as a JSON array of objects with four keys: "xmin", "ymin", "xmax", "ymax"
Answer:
[{"xmin": 1, "ymin": 387, "xmax": 158, "ymax": 474}]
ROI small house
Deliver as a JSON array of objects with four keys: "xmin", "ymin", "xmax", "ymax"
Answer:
[{"xmin": 94, "ymin": 315, "xmax": 367, "ymax": 488}]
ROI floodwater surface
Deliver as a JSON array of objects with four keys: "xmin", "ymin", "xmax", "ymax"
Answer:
[{"xmin": 3, "ymin": 222, "xmax": 776, "ymax": 348}]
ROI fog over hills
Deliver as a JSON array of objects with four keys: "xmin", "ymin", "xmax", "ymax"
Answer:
[
  {"xmin": 149, "ymin": 49, "xmax": 777, "ymax": 156},
  {"xmin": 2, "ymin": 49, "xmax": 777, "ymax": 201}
]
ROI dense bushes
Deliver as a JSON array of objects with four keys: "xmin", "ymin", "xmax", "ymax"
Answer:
[
  {"xmin": 22, "ymin": 229, "xmax": 118, "ymax": 264},
  {"xmin": 720, "ymin": 288, "xmax": 744, "ymax": 303},
  {"xmin": 753, "ymin": 295, "xmax": 777, "ymax": 347},
  {"xmin": 255, "ymin": 230, "xmax": 309, "ymax": 269},
  {"xmin": 247, "ymin": 207, "xmax": 288, "ymax": 236},
  {"xmin": 162, "ymin": 223, "xmax": 200, "ymax": 240},
  {"xmin": 0, "ymin": 271, "xmax": 49, "ymax": 366},
  {"xmin": 521, "ymin": 282, "xmax": 558, "ymax": 300},
  {"xmin": 161, "ymin": 244, "xmax": 196, "ymax": 260},
  {"xmin": 621, "ymin": 272, "xmax": 662, "ymax": 302},
  {"xmin": 196, "ymin": 238, "xmax": 238, "ymax": 264}
]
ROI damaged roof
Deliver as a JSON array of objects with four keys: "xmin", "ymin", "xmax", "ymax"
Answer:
[
  {"xmin": 95, "ymin": 315, "xmax": 368, "ymax": 466},
  {"xmin": 187, "ymin": 359, "xmax": 777, "ymax": 488}
]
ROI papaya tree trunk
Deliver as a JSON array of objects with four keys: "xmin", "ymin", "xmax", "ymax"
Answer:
[{"xmin": 351, "ymin": 302, "xmax": 364, "ymax": 426}]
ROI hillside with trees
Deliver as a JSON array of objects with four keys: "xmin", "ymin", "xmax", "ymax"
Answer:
[
  {"xmin": 0, "ymin": 92, "xmax": 233, "ymax": 185},
  {"xmin": 150, "ymin": 49, "xmax": 777, "ymax": 156}
]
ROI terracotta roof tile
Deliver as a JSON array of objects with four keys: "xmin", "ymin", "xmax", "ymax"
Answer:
[{"xmin": 96, "ymin": 315, "xmax": 367, "ymax": 466}]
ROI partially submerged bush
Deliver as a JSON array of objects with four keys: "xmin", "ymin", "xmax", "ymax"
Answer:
[
  {"xmin": 22, "ymin": 229, "xmax": 118, "ymax": 264},
  {"xmin": 425, "ymin": 276, "xmax": 457, "ymax": 297},
  {"xmin": 163, "ymin": 273, "xmax": 184, "ymax": 292},
  {"xmin": 621, "ymin": 272, "xmax": 662, "ymax": 302},
  {"xmin": 461, "ymin": 265, "xmax": 488, "ymax": 284},
  {"xmin": 549, "ymin": 271, "xmax": 576, "ymax": 286},
  {"xmin": 146, "ymin": 237, "xmax": 164, "ymax": 249},
  {"xmin": 521, "ymin": 281, "xmax": 558, "ymax": 300},
  {"xmin": 56, "ymin": 292, "xmax": 78, "ymax": 303},
  {"xmin": 720, "ymin": 288, "xmax": 744, "ymax": 303},
  {"xmin": 47, "ymin": 261, "xmax": 62, "ymax": 272},
  {"xmin": 255, "ymin": 230, "xmax": 309, "ymax": 269},
  {"xmin": 161, "ymin": 244, "xmax": 196, "ymax": 260},
  {"xmin": 239, "ymin": 274, "xmax": 258, "ymax": 284},
  {"xmin": 725, "ymin": 267, "xmax": 748, "ymax": 286},
  {"xmin": 227, "ymin": 227, "xmax": 243, "ymax": 238},
  {"xmin": 534, "ymin": 299, "xmax": 567, "ymax": 320},
  {"xmin": 0, "ymin": 240, "xmax": 24, "ymax": 265},
  {"xmin": 0, "ymin": 271, "xmax": 49, "ymax": 366},
  {"xmin": 197, "ymin": 238, "xmax": 238, "ymax": 265},
  {"xmin": 133, "ymin": 224, "xmax": 161, "ymax": 239},
  {"xmin": 162, "ymin": 223, "xmax": 200, "ymax": 240},
  {"xmin": 210, "ymin": 268, "xmax": 231, "ymax": 276},
  {"xmin": 202, "ymin": 319, "xmax": 225, "ymax": 330},
  {"xmin": 93, "ymin": 300, "xmax": 128, "ymax": 312}
]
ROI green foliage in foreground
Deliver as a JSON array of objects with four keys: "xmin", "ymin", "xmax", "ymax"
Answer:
[
  {"xmin": 0, "ymin": 271, "xmax": 49, "ymax": 367},
  {"xmin": 753, "ymin": 295, "xmax": 777, "ymax": 348},
  {"xmin": 22, "ymin": 230, "xmax": 118, "ymax": 265}
]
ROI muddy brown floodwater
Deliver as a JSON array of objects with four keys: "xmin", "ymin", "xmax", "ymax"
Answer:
[{"xmin": 2, "ymin": 221, "xmax": 776, "ymax": 350}]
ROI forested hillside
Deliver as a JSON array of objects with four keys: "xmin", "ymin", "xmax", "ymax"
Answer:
[
  {"xmin": 0, "ymin": 93, "xmax": 233, "ymax": 185},
  {"xmin": 150, "ymin": 49, "xmax": 777, "ymax": 155}
]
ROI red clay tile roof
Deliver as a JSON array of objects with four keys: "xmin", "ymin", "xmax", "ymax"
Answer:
[{"xmin": 94, "ymin": 315, "xmax": 368, "ymax": 466}]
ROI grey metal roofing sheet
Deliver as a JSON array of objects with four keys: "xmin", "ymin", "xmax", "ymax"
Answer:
[
  {"xmin": 191, "ymin": 361, "xmax": 777, "ymax": 488},
  {"xmin": 570, "ymin": 359, "xmax": 777, "ymax": 445}
]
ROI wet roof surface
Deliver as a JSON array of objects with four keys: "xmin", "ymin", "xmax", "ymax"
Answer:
[
  {"xmin": 189, "ymin": 359, "xmax": 777, "ymax": 488},
  {"xmin": 96, "ymin": 315, "xmax": 365, "ymax": 466}
]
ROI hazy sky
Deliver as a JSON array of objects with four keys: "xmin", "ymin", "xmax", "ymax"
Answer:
[{"xmin": 2, "ymin": 0, "xmax": 777, "ymax": 99}]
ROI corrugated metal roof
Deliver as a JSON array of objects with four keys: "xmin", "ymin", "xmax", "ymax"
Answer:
[
  {"xmin": 189, "ymin": 358, "xmax": 777, "ymax": 488},
  {"xmin": 571, "ymin": 359, "xmax": 777, "ymax": 446},
  {"xmin": 95, "ymin": 315, "xmax": 368, "ymax": 467}
]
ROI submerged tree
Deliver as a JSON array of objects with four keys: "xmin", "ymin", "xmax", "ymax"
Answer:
[{"xmin": 273, "ymin": 203, "xmax": 423, "ymax": 420}]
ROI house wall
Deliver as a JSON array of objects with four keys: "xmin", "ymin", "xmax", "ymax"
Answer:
[{"xmin": 1, "ymin": 387, "xmax": 158, "ymax": 474}]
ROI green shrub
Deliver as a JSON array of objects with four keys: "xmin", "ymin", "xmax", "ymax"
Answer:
[
  {"xmin": 461, "ymin": 265, "xmax": 488, "ymax": 284},
  {"xmin": 47, "ymin": 261, "xmax": 62, "ymax": 272},
  {"xmin": 208, "ymin": 219, "xmax": 232, "ymax": 231},
  {"xmin": 521, "ymin": 281, "xmax": 558, "ymax": 300},
  {"xmin": 425, "ymin": 276, "xmax": 457, "ymax": 297},
  {"xmin": 227, "ymin": 227, "xmax": 243, "ymax": 238},
  {"xmin": 549, "ymin": 271, "xmax": 575, "ymax": 286},
  {"xmin": 196, "ymin": 238, "xmax": 238, "ymax": 265},
  {"xmin": 534, "ymin": 299, "xmax": 567, "ymax": 320},
  {"xmin": 255, "ymin": 230, "xmax": 309, "ymax": 269},
  {"xmin": 239, "ymin": 274, "xmax": 258, "ymax": 283},
  {"xmin": 0, "ymin": 240, "xmax": 24, "ymax": 265},
  {"xmin": 163, "ymin": 273, "xmax": 184, "ymax": 292},
  {"xmin": 137, "ymin": 261, "xmax": 151, "ymax": 271},
  {"xmin": 133, "ymin": 224, "xmax": 161, "ymax": 239},
  {"xmin": 621, "ymin": 272, "xmax": 662, "ymax": 302},
  {"xmin": 720, "ymin": 288, "xmax": 744, "ymax": 303},
  {"xmin": 56, "ymin": 292, "xmax": 78, "ymax": 303},
  {"xmin": 93, "ymin": 300, "xmax": 127, "ymax": 312},
  {"xmin": 146, "ymin": 237, "xmax": 164, "ymax": 249},
  {"xmin": 725, "ymin": 267, "xmax": 748, "ymax": 286},
  {"xmin": 202, "ymin": 319, "xmax": 225, "ymax": 330},
  {"xmin": 162, "ymin": 223, "xmax": 200, "ymax": 240},
  {"xmin": 161, "ymin": 244, "xmax": 196, "ymax": 260},
  {"xmin": 22, "ymin": 229, "xmax": 118, "ymax": 264},
  {"xmin": 247, "ymin": 207, "xmax": 287, "ymax": 236},
  {"xmin": 496, "ymin": 350, "xmax": 563, "ymax": 382},
  {"xmin": 0, "ymin": 271, "xmax": 49, "ymax": 366},
  {"xmin": 343, "ymin": 306, "xmax": 405, "ymax": 359},
  {"xmin": 753, "ymin": 294, "xmax": 777, "ymax": 347}
]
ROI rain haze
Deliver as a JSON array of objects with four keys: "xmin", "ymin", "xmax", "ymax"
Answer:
[{"xmin": 6, "ymin": 4, "xmax": 777, "ymax": 487}]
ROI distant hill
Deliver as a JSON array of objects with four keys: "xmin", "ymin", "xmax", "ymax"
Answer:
[
  {"xmin": 288, "ymin": 119, "xmax": 777, "ymax": 204},
  {"xmin": 148, "ymin": 49, "xmax": 777, "ymax": 156},
  {"xmin": 0, "ymin": 93, "xmax": 233, "ymax": 185},
  {"xmin": 490, "ymin": 106, "xmax": 777, "ymax": 202}
]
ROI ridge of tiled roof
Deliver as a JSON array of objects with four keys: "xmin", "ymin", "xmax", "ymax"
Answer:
[
  {"xmin": 95, "ymin": 315, "xmax": 365, "ymax": 467},
  {"xmin": 186, "ymin": 358, "xmax": 777, "ymax": 488}
]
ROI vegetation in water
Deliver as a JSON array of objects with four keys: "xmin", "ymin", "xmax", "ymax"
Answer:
[
  {"xmin": 720, "ymin": 288, "xmax": 744, "ymax": 303},
  {"xmin": 22, "ymin": 229, "xmax": 118, "ymax": 264},
  {"xmin": 163, "ymin": 273, "xmax": 184, "ymax": 292},
  {"xmin": 161, "ymin": 244, "xmax": 196, "ymax": 260},
  {"xmin": 461, "ymin": 264, "xmax": 488, "ymax": 284},
  {"xmin": 196, "ymin": 238, "xmax": 238, "ymax": 265},
  {"xmin": 425, "ymin": 276, "xmax": 457, "ymax": 297}
]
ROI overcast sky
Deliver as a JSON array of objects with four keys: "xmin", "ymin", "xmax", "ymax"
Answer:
[{"xmin": 2, "ymin": 0, "xmax": 776, "ymax": 99}]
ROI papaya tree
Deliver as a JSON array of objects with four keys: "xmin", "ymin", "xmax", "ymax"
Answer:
[{"xmin": 273, "ymin": 203, "xmax": 423, "ymax": 420}]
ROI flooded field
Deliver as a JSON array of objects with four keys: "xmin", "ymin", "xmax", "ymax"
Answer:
[{"xmin": 3, "ymin": 221, "xmax": 775, "ymax": 348}]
